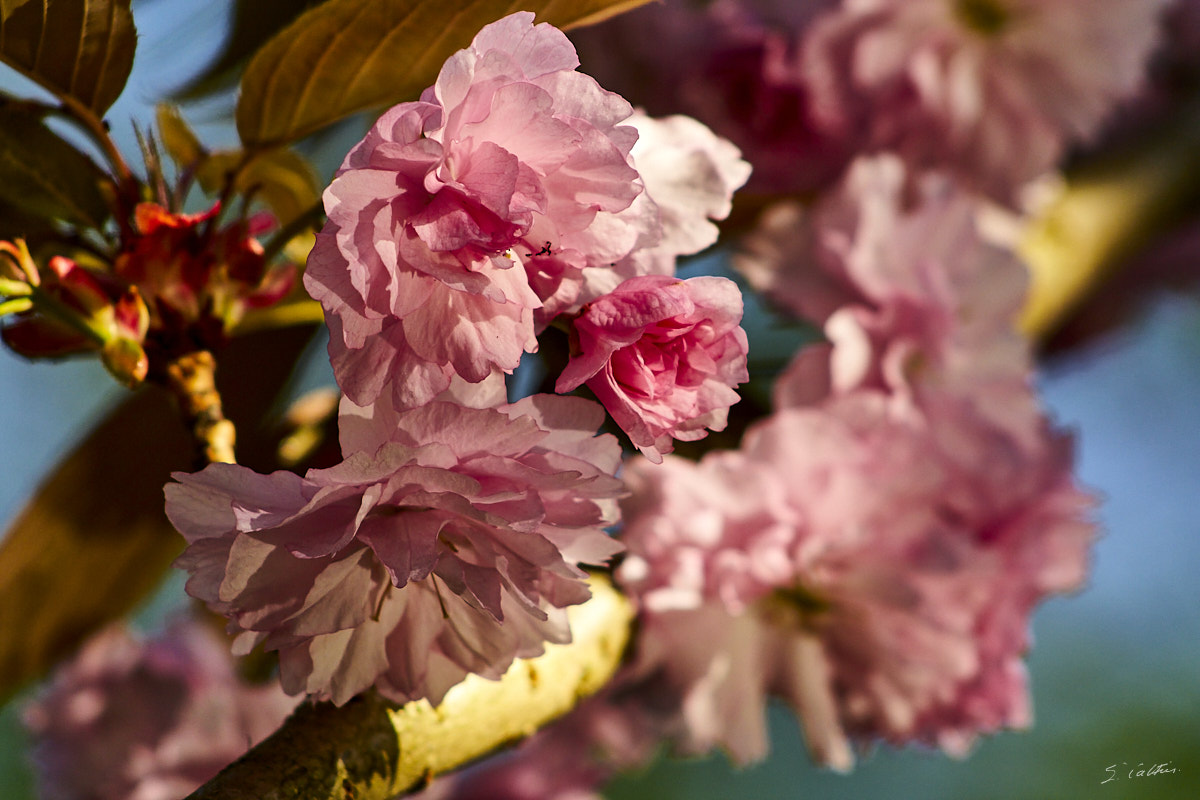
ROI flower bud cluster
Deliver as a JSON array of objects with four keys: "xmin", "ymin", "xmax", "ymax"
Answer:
[
  {"xmin": 1, "ymin": 201, "xmax": 291, "ymax": 385},
  {"xmin": 114, "ymin": 202, "xmax": 293, "ymax": 345},
  {"xmin": 1, "ymin": 239, "xmax": 150, "ymax": 386}
]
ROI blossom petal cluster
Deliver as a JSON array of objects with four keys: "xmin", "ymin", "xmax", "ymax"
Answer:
[
  {"xmin": 163, "ymin": 10, "xmax": 753, "ymax": 723},
  {"xmin": 557, "ymin": 275, "xmax": 749, "ymax": 462},
  {"xmin": 584, "ymin": 112, "xmax": 754, "ymax": 296},
  {"xmin": 304, "ymin": 12, "xmax": 650, "ymax": 409},
  {"xmin": 618, "ymin": 394, "xmax": 1094, "ymax": 768},
  {"xmin": 23, "ymin": 619, "xmax": 297, "ymax": 800},
  {"xmin": 613, "ymin": 153, "xmax": 1095, "ymax": 769},
  {"xmin": 305, "ymin": 12, "xmax": 751, "ymax": 411},
  {"xmin": 571, "ymin": 0, "xmax": 849, "ymax": 196},
  {"xmin": 166, "ymin": 393, "xmax": 623, "ymax": 705},
  {"xmin": 737, "ymin": 155, "xmax": 1038, "ymax": 442},
  {"xmin": 801, "ymin": 0, "xmax": 1168, "ymax": 203}
]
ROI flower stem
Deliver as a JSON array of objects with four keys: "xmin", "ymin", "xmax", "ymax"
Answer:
[
  {"xmin": 164, "ymin": 351, "xmax": 237, "ymax": 467},
  {"xmin": 58, "ymin": 95, "xmax": 136, "ymax": 188},
  {"xmin": 231, "ymin": 298, "xmax": 326, "ymax": 335}
]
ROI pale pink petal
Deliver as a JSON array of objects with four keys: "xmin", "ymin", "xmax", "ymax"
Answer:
[{"xmin": 167, "ymin": 396, "xmax": 623, "ymax": 705}]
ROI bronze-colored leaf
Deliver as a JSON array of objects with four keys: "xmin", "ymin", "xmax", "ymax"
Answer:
[
  {"xmin": 0, "ymin": 196, "xmax": 56, "ymax": 243},
  {"xmin": 0, "ymin": 0, "xmax": 137, "ymax": 114},
  {"xmin": 0, "ymin": 325, "xmax": 319, "ymax": 703},
  {"xmin": 156, "ymin": 103, "xmax": 206, "ymax": 172},
  {"xmin": 0, "ymin": 386, "xmax": 189, "ymax": 704},
  {"xmin": 0, "ymin": 108, "xmax": 110, "ymax": 228},
  {"xmin": 197, "ymin": 148, "xmax": 320, "ymax": 228},
  {"xmin": 235, "ymin": 0, "xmax": 655, "ymax": 148}
]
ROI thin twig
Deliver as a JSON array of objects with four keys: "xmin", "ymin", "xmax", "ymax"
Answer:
[{"xmin": 58, "ymin": 95, "xmax": 136, "ymax": 189}]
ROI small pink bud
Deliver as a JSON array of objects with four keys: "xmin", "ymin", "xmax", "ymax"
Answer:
[
  {"xmin": 48, "ymin": 256, "xmax": 111, "ymax": 317},
  {"xmin": 557, "ymin": 275, "xmax": 749, "ymax": 461},
  {"xmin": 113, "ymin": 286, "xmax": 150, "ymax": 341}
]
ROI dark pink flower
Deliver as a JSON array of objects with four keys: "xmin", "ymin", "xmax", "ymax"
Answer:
[
  {"xmin": 571, "ymin": 0, "xmax": 850, "ymax": 196},
  {"xmin": 23, "ymin": 619, "xmax": 297, "ymax": 800},
  {"xmin": 556, "ymin": 275, "xmax": 749, "ymax": 462},
  {"xmin": 305, "ymin": 12, "xmax": 655, "ymax": 408},
  {"xmin": 166, "ymin": 394, "xmax": 623, "ymax": 705}
]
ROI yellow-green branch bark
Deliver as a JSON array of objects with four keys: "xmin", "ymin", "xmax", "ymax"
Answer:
[
  {"xmin": 1020, "ymin": 102, "xmax": 1200, "ymax": 341},
  {"xmin": 186, "ymin": 573, "xmax": 634, "ymax": 800}
]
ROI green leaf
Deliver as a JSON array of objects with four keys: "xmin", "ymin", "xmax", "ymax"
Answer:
[
  {"xmin": 0, "ymin": 108, "xmax": 110, "ymax": 228},
  {"xmin": 197, "ymin": 148, "xmax": 320, "ymax": 228},
  {"xmin": 236, "ymin": 0, "xmax": 655, "ymax": 148},
  {"xmin": 0, "ymin": 0, "xmax": 137, "ymax": 114},
  {"xmin": 0, "ymin": 325, "xmax": 319, "ymax": 703}
]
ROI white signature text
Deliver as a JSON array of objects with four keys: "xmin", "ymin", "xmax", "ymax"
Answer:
[{"xmin": 1101, "ymin": 761, "xmax": 1179, "ymax": 785}]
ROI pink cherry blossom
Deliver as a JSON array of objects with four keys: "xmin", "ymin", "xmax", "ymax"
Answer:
[
  {"xmin": 737, "ymin": 156, "xmax": 1039, "ymax": 446},
  {"xmin": 305, "ymin": 11, "xmax": 654, "ymax": 408},
  {"xmin": 801, "ymin": 0, "xmax": 1169, "ymax": 203},
  {"xmin": 166, "ymin": 394, "xmax": 623, "ymax": 706},
  {"xmin": 617, "ymin": 392, "xmax": 1094, "ymax": 768},
  {"xmin": 577, "ymin": 111, "xmax": 753, "ymax": 303},
  {"xmin": 23, "ymin": 619, "xmax": 297, "ymax": 800},
  {"xmin": 556, "ymin": 275, "xmax": 749, "ymax": 462}
]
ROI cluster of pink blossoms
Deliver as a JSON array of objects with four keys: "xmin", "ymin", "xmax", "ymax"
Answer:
[
  {"xmin": 305, "ymin": 11, "xmax": 750, "ymax": 417},
  {"xmin": 29, "ymin": 2, "xmax": 1131, "ymax": 795},
  {"xmin": 738, "ymin": 155, "xmax": 1040, "ymax": 443},
  {"xmin": 607, "ymin": 156, "xmax": 1095, "ymax": 769},
  {"xmin": 163, "ymin": 12, "xmax": 752, "ymax": 711},
  {"xmin": 23, "ymin": 619, "xmax": 297, "ymax": 800},
  {"xmin": 574, "ymin": 0, "xmax": 1167, "ymax": 205},
  {"xmin": 425, "ymin": 152, "xmax": 1098, "ymax": 795},
  {"xmin": 619, "ymin": 396, "xmax": 1092, "ymax": 770},
  {"xmin": 168, "ymin": 389, "xmax": 624, "ymax": 705}
]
